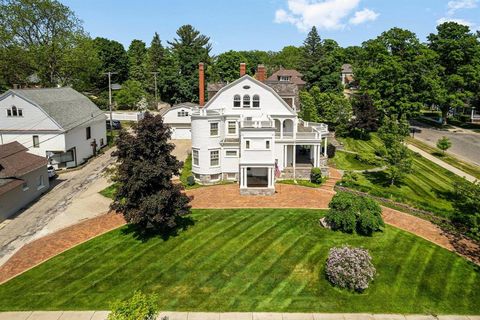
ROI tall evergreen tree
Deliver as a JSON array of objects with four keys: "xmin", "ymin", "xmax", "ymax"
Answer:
[
  {"xmin": 146, "ymin": 32, "xmax": 164, "ymax": 98},
  {"xmin": 128, "ymin": 39, "xmax": 147, "ymax": 84},
  {"xmin": 111, "ymin": 113, "xmax": 192, "ymax": 233},
  {"xmin": 168, "ymin": 25, "xmax": 211, "ymax": 103}
]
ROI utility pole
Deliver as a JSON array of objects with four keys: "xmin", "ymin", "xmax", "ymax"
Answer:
[
  {"xmin": 104, "ymin": 72, "xmax": 118, "ymax": 140},
  {"xmin": 150, "ymin": 72, "xmax": 159, "ymax": 107}
]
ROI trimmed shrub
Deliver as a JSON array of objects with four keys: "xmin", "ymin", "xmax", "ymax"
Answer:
[
  {"xmin": 310, "ymin": 167, "xmax": 323, "ymax": 184},
  {"xmin": 327, "ymin": 143, "xmax": 336, "ymax": 158},
  {"xmin": 326, "ymin": 192, "xmax": 384, "ymax": 236},
  {"xmin": 108, "ymin": 291, "xmax": 158, "ymax": 320},
  {"xmin": 325, "ymin": 246, "xmax": 376, "ymax": 292},
  {"xmin": 186, "ymin": 175, "xmax": 196, "ymax": 186}
]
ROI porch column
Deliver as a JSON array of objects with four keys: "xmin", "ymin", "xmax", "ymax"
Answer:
[
  {"xmin": 313, "ymin": 145, "xmax": 318, "ymax": 167},
  {"xmin": 268, "ymin": 167, "xmax": 273, "ymax": 188},
  {"xmin": 293, "ymin": 144, "xmax": 296, "ymax": 180},
  {"xmin": 284, "ymin": 145, "xmax": 287, "ymax": 167},
  {"xmin": 323, "ymin": 137, "xmax": 327, "ymax": 157},
  {"xmin": 280, "ymin": 120, "xmax": 284, "ymax": 139}
]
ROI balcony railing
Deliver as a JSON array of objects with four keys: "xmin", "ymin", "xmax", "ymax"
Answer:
[
  {"xmin": 274, "ymin": 131, "xmax": 321, "ymax": 140},
  {"xmin": 241, "ymin": 120, "xmax": 274, "ymax": 128}
]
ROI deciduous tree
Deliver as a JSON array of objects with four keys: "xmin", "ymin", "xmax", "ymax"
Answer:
[{"xmin": 111, "ymin": 113, "xmax": 192, "ymax": 233}]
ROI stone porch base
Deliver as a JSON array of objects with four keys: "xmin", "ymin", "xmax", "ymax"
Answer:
[{"xmin": 240, "ymin": 187, "xmax": 275, "ymax": 196}]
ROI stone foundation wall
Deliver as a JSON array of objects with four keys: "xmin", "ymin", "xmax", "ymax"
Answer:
[{"xmin": 240, "ymin": 188, "xmax": 275, "ymax": 196}]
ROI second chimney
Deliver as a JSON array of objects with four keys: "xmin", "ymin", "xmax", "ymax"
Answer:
[
  {"xmin": 198, "ymin": 62, "xmax": 205, "ymax": 107},
  {"xmin": 240, "ymin": 63, "xmax": 246, "ymax": 77},
  {"xmin": 257, "ymin": 65, "xmax": 266, "ymax": 82}
]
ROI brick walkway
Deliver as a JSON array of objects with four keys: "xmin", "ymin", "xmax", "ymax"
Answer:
[
  {"xmin": 0, "ymin": 212, "xmax": 125, "ymax": 284},
  {"xmin": 187, "ymin": 169, "xmax": 342, "ymax": 209},
  {"xmin": 0, "ymin": 167, "xmax": 477, "ymax": 284}
]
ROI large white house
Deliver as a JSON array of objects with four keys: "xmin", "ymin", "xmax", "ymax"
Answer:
[
  {"xmin": 192, "ymin": 64, "xmax": 329, "ymax": 195},
  {"xmin": 0, "ymin": 87, "xmax": 107, "ymax": 168}
]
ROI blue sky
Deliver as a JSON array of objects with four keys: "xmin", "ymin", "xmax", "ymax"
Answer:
[{"xmin": 61, "ymin": 0, "xmax": 480, "ymax": 54}]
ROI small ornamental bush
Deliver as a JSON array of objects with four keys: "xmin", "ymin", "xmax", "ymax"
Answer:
[
  {"xmin": 310, "ymin": 167, "xmax": 323, "ymax": 184},
  {"xmin": 326, "ymin": 192, "xmax": 384, "ymax": 236},
  {"xmin": 325, "ymin": 246, "xmax": 376, "ymax": 292},
  {"xmin": 108, "ymin": 291, "xmax": 158, "ymax": 320},
  {"xmin": 186, "ymin": 175, "xmax": 196, "ymax": 186}
]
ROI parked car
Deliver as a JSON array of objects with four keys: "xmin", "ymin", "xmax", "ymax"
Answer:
[
  {"xmin": 106, "ymin": 119, "xmax": 122, "ymax": 130},
  {"xmin": 47, "ymin": 165, "xmax": 56, "ymax": 179}
]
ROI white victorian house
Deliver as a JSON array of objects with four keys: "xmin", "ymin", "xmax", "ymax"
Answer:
[
  {"xmin": 0, "ymin": 87, "xmax": 107, "ymax": 168},
  {"xmin": 191, "ymin": 67, "xmax": 329, "ymax": 195}
]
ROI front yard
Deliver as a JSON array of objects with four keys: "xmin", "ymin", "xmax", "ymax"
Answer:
[{"xmin": 0, "ymin": 209, "xmax": 478, "ymax": 314}]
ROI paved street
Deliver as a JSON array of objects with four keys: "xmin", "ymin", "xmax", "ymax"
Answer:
[
  {"xmin": 0, "ymin": 148, "xmax": 115, "ymax": 266},
  {"xmin": 411, "ymin": 121, "xmax": 480, "ymax": 166},
  {"xmin": 0, "ymin": 311, "xmax": 478, "ymax": 320}
]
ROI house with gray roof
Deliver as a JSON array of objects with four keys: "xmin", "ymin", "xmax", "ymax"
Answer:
[
  {"xmin": 0, "ymin": 87, "xmax": 107, "ymax": 168},
  {"xmin": 0, "ymin": 141, "xmax": 49, "ymax": 221}
]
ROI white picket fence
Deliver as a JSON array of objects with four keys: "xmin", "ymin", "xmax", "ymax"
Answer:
[{"xmin": 104, "ymin": 111, "xmax": 145, "ymax": 122}]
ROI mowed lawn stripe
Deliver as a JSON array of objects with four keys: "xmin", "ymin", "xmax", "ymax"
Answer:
[{"xmin": 0, "ymin": 209, "xmax": 478, "ymax": 314}]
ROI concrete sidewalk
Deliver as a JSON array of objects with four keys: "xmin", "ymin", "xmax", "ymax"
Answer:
[
  {"xmin": 407, "ymin": 144, "xmax": 477, "ymax": 182},
  {"xmin": 0, "ymin": 311, "xmax": 479, "ymax": 320}
]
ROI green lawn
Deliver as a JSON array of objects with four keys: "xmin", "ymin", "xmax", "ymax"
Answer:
[
  {"xmin": 406, "ymin": 137, "xmax": 480, "ymax": 180},
  {"xmin": 338, "ymin": 134, "xmax": 463, "ymax": 217},
  {"xmin": 329, "ymin": 151, "xmax": 378, "ymax": 171},
  {"xmin": 337, "ymin": 134, "xmax": 384, "ymax": 154},
  {"xmin": 0, "ymin": 209, "xmax": 478, "ymax": 314}
]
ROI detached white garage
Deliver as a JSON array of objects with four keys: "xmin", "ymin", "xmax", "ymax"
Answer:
[{"xmin": 160, "ymin": 102, "xmax": 197, "ymax": 140}]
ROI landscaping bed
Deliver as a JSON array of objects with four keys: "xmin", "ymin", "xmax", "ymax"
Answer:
[{"xmin": 0, "ymin": 209, "xmax": 478, "ymax": 314}]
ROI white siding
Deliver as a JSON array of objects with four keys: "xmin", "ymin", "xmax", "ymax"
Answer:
[
  {"xmin": 0, "ymin": 93, "xmax": 61, "ymax": 131},
  {"xmin": 65, "ymin": 117, "xmax": 106, "ymax": 165}
]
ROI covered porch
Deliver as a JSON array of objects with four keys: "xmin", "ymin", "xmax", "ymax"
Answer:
[{"xmin": 239, "ymin": 165, "xmax": 275, "ymax": 195}]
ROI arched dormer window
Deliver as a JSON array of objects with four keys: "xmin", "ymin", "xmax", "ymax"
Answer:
[
  {"xmin": 252, "ymin": 95, "xmax": 260, "ymax": 108},
  {"xmin": 12, "ymin": 106, "xmax": 18, "ymax": 116},
  {"xmin": 243, "ymin": 94, "xmax": 250, "ymax": 108},
  {"xmin": 233, "ymin": 94, "xmax": 241, "ymax": 108}
]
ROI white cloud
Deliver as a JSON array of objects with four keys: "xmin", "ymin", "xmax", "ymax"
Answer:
[
  {"xmin": 349, "ymin": 8, "xmax": 379, "ymax": 25},
  {"xmin": 274, "ymin": 0, "xmax": 378, "ymax": 32},
  {"xmin": 447, "ymin": 0, "xmax": 478, "ymax": 15},
  {"xmin": 436, "ymin": 16, "xmax": 475, "ymax": 27}
]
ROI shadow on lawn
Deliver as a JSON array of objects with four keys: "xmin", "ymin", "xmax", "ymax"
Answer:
[
  {"xmin": 364, "ymin": 171, "xmax": 407, "ymax": 188},
  {"xmin": 121, "ymin": 215, "xmax": 195, "ymax": 242}
]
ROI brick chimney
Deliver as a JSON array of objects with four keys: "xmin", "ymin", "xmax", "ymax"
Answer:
[
  {"xmin": 198, "ymin": 62, "xmax": 205, "ymax": 107},
  {"xmin": 240, "ymin": 63, "xmax": 246, "ymax": 77},
  {"xmin": 257, "ymin": 65, "xmax": 266, "ymax": 82}
]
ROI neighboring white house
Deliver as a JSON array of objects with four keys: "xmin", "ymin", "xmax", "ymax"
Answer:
[
  {"xmin": 0, "ymin": 87, "xmax": 106, "ymax": 169},
  {"xmin": 0, "ymin": 141, "xmax": 49, "ymax": 221},
  {"xmin": 191, "ymin": 73, "xmax": 329, "ymax": 195},
  {"xmin": 160, "ymin": 102, "xmax": 198, "ymax": 139}
]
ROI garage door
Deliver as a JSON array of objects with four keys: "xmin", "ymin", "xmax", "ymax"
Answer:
[{"xmin": 171, "ymin": 127, "xmax": 191, "ymax": 139}]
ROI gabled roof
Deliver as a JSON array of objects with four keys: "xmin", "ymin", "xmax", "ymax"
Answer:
[
  {"xmin": 159, "ymin": 102, "xmax": 198, "ymax": 116},
  {"xmin": 3, "ymin": 87, "xmax": 105, "ymax": 131},
  {"xmin": 0, "ymin": 141, "xmax": 47, "ymax": 178},
  {"xmin": 203, "ymin": 74, "xmax": 296, "ymax": 114},
  {"xmin": 266, "ymin": 68, "xmax": 306, "ymax": 85}
]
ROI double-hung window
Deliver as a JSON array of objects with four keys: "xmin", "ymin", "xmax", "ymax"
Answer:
[
  {"xmin": 210, "ymin": 122, "xmax": 219, "ymax": 136},
  {"xmin": 227, "ymin": 121, "xmax": 236, "ymax": 135},
  {"xmin": 192, "ymin": 149, "xmax": 199, "ymax": 166},
  {"xmin": 210, "ymin": 150, "xmax": 219, "ymax": 166}
]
